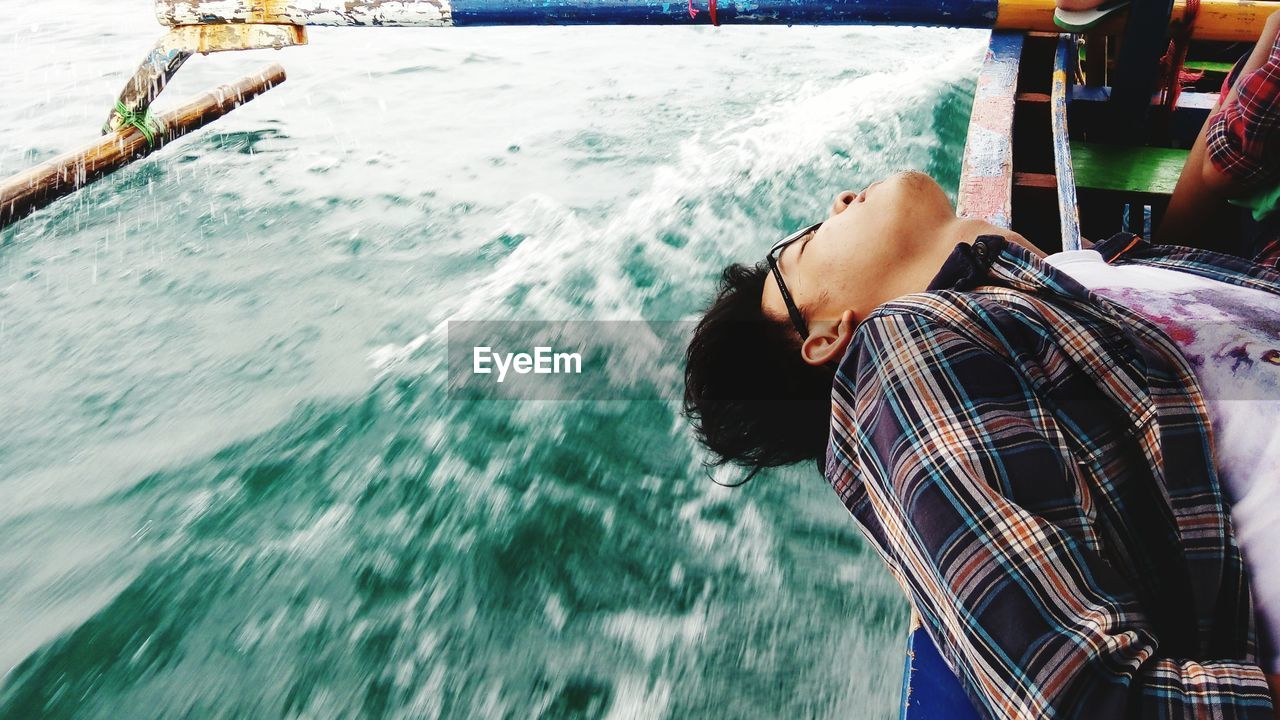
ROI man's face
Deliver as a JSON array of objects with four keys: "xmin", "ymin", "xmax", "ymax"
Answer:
[{"xmin": 761, "ymin": 170, "xmax": 956, "ymax": 328}]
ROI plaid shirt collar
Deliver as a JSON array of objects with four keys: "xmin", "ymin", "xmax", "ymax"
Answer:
[{"xmin": 928, "ymin": 231, "xmax": 1280, "ymax": 298}]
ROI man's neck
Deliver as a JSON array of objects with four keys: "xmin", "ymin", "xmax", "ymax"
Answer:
[
  {"xmin": 880, "ymin": 218, "xmax": 1045, "ymax": 305},
  {"xmin": 949, "ymin": 217, "xmax": 1044, "ymax": 258}
]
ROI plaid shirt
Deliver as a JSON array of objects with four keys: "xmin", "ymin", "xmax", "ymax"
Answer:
[
  {"xmin": 1207, "ymin": 32, "xmax": 1280, "ymax": 188},
  {"xmin": 825, "ymin": 233, "xmax": 1280, "ymax": 719}
]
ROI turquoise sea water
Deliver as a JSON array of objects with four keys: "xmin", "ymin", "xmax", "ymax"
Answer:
[{"xmin": 0, "ymin": 4, "xmax": 984, "ymax": 717}]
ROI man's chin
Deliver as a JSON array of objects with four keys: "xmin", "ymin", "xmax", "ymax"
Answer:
[{"xmin": 895, "ymin": 169, "xmax": 939, "ymax": 190}]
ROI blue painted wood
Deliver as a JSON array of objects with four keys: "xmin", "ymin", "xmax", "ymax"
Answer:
[
  {"xmin": 449, "ymin": 0, "xmax": 998, "ymax": 27},
  {"xmin": 1051, "ymin": 33, "xmax": 1082, "ymax": 251},
  {"xmin": 1070, "ymin": 86, "xmax": 1214, "ymax": 149},
  {"xmin": 900, "ymin": 626, "xmax": 983, "ymax": 720},
  {"xmin": 1071, "ymin": 86, "xmax": 1215, "ymax": 110}
]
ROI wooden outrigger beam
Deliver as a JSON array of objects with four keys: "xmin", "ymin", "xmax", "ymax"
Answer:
[
  {"xmin": 103, "ymin": 24, "xmax": 304, "ymax": 135},
  {"xmin": 1, "ymin": 65, "xmax": 287, "ymax": 229},
  {"xmin": 155, "ymin": 0, "xmax": 1276, "ymax": 42}
]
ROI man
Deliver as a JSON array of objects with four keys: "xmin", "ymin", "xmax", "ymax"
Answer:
[{"xmin": 683, "ymin": 170, "xmax": 1280, "ymax": 718}]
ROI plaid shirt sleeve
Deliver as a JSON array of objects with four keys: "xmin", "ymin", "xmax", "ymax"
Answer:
[
  {"xmin": 827, "ymin": 311, "xmax": 1273, "ymax": 720},
  {"xmin": 1206, "ymin": 33, "xmax": 1280, "ymax": 188}
]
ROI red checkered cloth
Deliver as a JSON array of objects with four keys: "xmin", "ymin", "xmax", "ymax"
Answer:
[
  {"xmin": 1208, "ymin": 34, "xmax": 1280, "ymax": 189},
  {"xmin": 1256, "ymin": 235, "xmax": 1280, "ymax": 268},
  {"xmin": 1207, "ymin": 42, "xmax": 1280, "ymax": 268}
]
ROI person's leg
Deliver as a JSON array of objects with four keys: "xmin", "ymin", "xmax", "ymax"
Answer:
[
  {"xmin": 1152, "ymin": 117, "xmax": 1228, "ymax": 249},
  {"xmin": 1156, "ymin": 55, "xmax": 1249, "ymax": 250}
]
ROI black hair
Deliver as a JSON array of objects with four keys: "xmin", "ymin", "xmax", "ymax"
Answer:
[{"xmin": 683, "ymin": 262, "xmax": 837, "ymax": 478}]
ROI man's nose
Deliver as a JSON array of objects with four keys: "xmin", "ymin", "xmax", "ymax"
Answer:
[{"xmin": 832, "ymin": 191, "xmax": 857, "ymax": 215}]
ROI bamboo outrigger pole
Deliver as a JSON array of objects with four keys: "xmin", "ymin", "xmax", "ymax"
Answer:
[
  {"xmin": 1, "ymin": 23, "xmax": 303, "ymax": 232},
  {"xmin": 0, "ymin": 65, "xmax": 287, "ymax": 230}
]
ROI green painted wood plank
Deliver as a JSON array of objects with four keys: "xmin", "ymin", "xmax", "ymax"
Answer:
[
  {"xmin": 1070, "ymin": 141, "xmax": 1189, "ymax": 195},
  {"xmin": 1184, "ymin": 59, "xmax": 1235, "ymax": 73}
]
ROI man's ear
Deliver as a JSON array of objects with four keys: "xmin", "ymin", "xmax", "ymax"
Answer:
[{"xmin": 800, "ymin": 310, "xmax": 857, "ymax": 367}]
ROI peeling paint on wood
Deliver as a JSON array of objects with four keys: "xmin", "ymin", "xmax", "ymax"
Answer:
[
  {"xmin": 1051, "ymin": 34, "xmax": 1081, "ymax": 251},
  {"xmin": 177, "ymin": 22, "xmax": 308, "ymax": 53},
  {"xmin": 152, "ymin": 0, "xmax": 1274, "ymax": 39},
  {"xmin": 155, "ymin": 0, "xmax": 1001, "ymax": 28},
  {"xmin": 158, "ymin": 0, "xmax": 453, "ymax": 27},
  {"xmin": 901, "ymin": 626, "xmax": 983, "ymax": 719},
  {"xmin": 105, "ymin": 24, "xmax": 305, "ymax": 134},
  {"xmin": 449, "ymin": 0, "xmax": 996, "ymax": 27},
  {"xmin": 956, "ymin": 31, "xmax": 1021, "ymax": 229}
]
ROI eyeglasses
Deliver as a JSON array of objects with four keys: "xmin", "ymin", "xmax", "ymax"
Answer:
[{"xmin": 766, "ymin": 220, "xmax": 822, "ymax": 340}]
